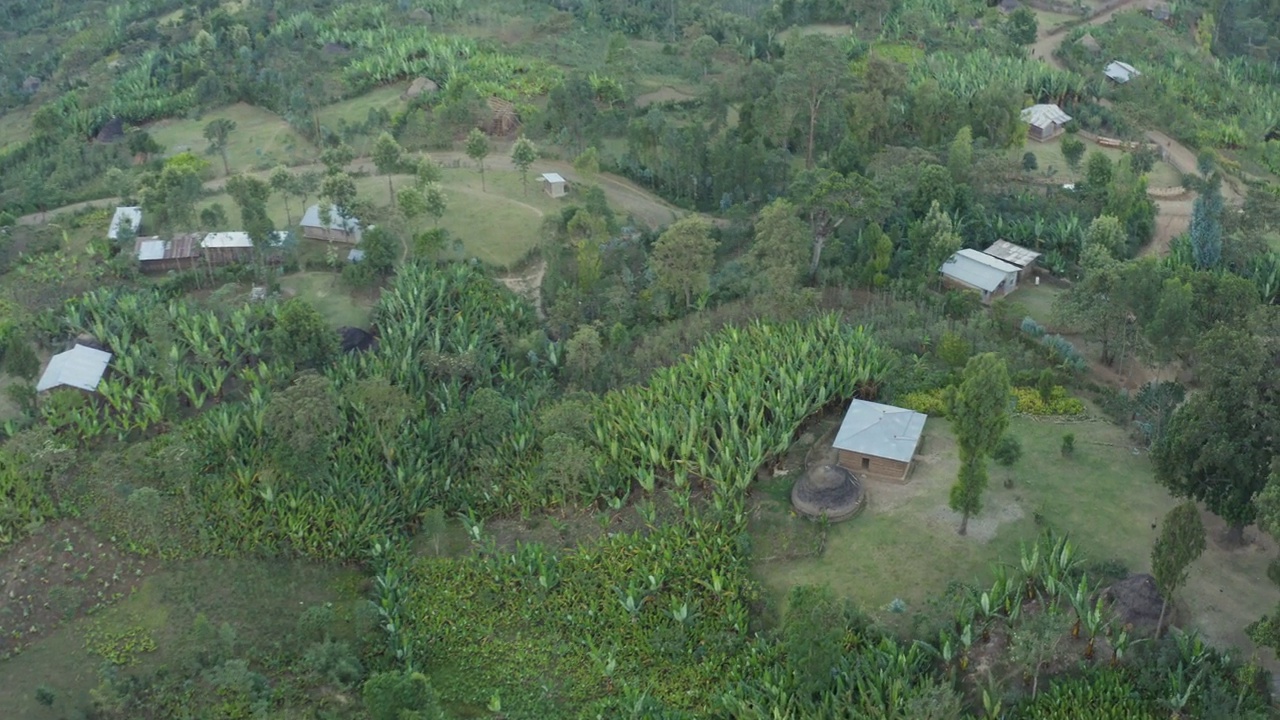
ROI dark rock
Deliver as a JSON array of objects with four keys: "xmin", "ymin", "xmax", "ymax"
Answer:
[
  {"xmin": 338, "ymin": 326, "xmax": 375, "ymax": 353},
  {"xmin": 1101, "ymin": 573, "xmax": 1168, "ymax": 635}
]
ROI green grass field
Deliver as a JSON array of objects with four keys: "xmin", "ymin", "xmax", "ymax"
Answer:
[
  {"xmin": 1014, "ymin": 282, "xmax": 1065, "ymax": 326},
  {"xmin": 0, "ymin": 107, "xmax": 32, "ymax": 152},
  {"xmin": 278, "ymin": 271, "xmax": 377, "ymax": 328},
  {"xmin": 753, "ymin": 414, "xmax": 1177, "ymax": 613},
  {"xmin": 198, "ymin": 166, "xmax": 549, "ymax": 270},
  {"xmin": 147, "ymin": 103, "xmax": 317, "ymax": 178},
  {"xmin": 1017, "ymin": 136, "xmax": 1183, "ymax": 188},
  {"xmin": 0, "ymin": 558, "xmax": 361, "ymax": 720}
]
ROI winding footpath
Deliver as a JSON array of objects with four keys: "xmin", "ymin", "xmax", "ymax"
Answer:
[{"xmin": 1029, "ymin": 0, "xmax": 1246, "ymax": 256}]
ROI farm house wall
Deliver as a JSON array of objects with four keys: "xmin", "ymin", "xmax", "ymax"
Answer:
[
  {"xmin": 139, "ymin": 257, "xmax": 200, "ymax": 273},
  {"xmin": 836, "ymin": 450, "xmax": 913, "ymax": 483},
  {"xmin": 302, "ymin": 226, "xmax": 360, "ymax": 244},
  {"xmin": 940, "ymin": 275, "xmax": 1001, "ymax": 304}
]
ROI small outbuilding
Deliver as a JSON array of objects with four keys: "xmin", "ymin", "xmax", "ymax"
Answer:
[
  {"xmin": 300, "ymin": 204, "xmax": 363, "ymax": 244},
  {"xmin": 833, "ymin": 399, "xmax": 927, "ymax": 483},
  {"xmin": 983, "ymin": 240, "xmax": 1041, "ymax": 280},
  {"xmin": 941, "ymin": 248, "xmax": 1021, "ymax": 302},
  {"xmin": 37, "ymin": 344, "xmax": 112, "ymax": 393},
  {"xmin": 135, "ymin": 233, "xmax": 202, "ymax": 273},
  {"xmin": 108, "ymin": 206, "xmax": 143, "ymax": 240},
  {"xmin": 1020, "ymin": 104, "xmax": 1072, "ymax": 142},
  {"xmin": 541, "ymin": 172, "xmax": 568, "ymax": 198},
  {"xmin": 402, "ymin": 77, "xmax": 439, "ymax": 100},
  {"xmin": 1079, "ymin": 33, "xmax": 1102, "ymax": 54},
  {"xmin": 1104, "ymin": 61, "xmax": 1140, "ymax": 84},
  {"xmin": 1148, "ymin": 2, "xmax": 1171, "ymax": 21},
  {"xmin": 791, "ymin": 464, "xmax": 864, "ymax": 522}
]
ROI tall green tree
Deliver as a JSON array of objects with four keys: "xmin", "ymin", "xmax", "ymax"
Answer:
[
  {"xmin": 650, "ymin": 216, "xmax": 718, "ymax": 309},
  {"xmin": 791, "ymin": 168, "xmax": 883, "ymax": 278},
  {"xmin": 372, "ymin": 132, "xmax": 404, "ymax": 206},
  {"xmin": 1191, "ymin": 175, "xmax": 1224, "ymax": 269},
  {"xmin": 949, "ymin": 353, "xmax": 1012, "ymax": 535},
  {"xmin": 273, "ymin": 299, "xmax": 338, "ymax": 370},
  {"xmin": 747, "ymin": 198, "xmax": 810, "ymax": 297},
  {"xmin": 1004, "ymin": 6, "xmax": 1039, "ymax": 45},
  {"xmin": 465, "ymin": 128, "xmax": 491, "ymax": 191},
  {"xmin": 511, "ymin": 136, "xmax": 538, "ymax": 196},
  {"xmin": 203, "ymin": 118, "xmax": 237, "ymax": 176},
  {"xmin": 269, "ymin": 166, "xmax": 296, "ymax": 227},
  {"xmin": 1061, "ymin": 136, "xmax": 1085, "ymax": 171},
  {"xmin": 947, "ymin": 126, "xmax": 973, "ymax": 183},
  {"xmin": 321, "ymin": 172, "xmax": 359, "ymax": 231},
  {"xmin": 1151, "ymin": 501, "xmax": 1206, "ymax": 638},
  {"xmin": 777, "ymin": 33, "xmax": 850, "ymax": 168},
  {"xmin": 1153, "ymin": 319, "xmax": 1280, "ymax": 544}
]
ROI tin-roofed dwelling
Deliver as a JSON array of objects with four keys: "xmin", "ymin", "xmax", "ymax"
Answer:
[
  {"xmin": 983, "ymin": 240, "xmax": 1042, "ymax": 281},
  {"xmin": 541, "ymin": 172, "xmax": 568, "ymax": 198},
  {"xmin": 37, "ymin": 344, "xmax": 112, "ymax": 394},
  {"xmin": 1104, "ymin": 61, "xmax": 1141, "ymax": 84},
  {"xmin": 940, "ymin": 248, "xmax": 1021, "ymax": 303},
  {"xmin": 832, "ymin": 399, "xmax": 928, "ymax": 483},
  {"xmin": 300, "ymin": 204, "xmax": 363, "ymax": 244},
  {"xmin": 135, "ymin": 233, "xmax": 202, "ymax": 273},
  {"xmin": 1020, "ymin": 104, "xmax": 1072, "ymax": 142}
]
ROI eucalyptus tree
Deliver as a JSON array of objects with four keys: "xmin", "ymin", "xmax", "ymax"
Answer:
[
  {"xmin": 465, "ymin": 128, "xmax": 491, "ymax": 192},
  {"xmin": 949, "ymin": 353, "xmax": 1012, "ymax": 535},
  {"xmin": 372, "ymin": 132, "xmax": 404, "ymax": 205},
  {"xmin": 511, "ymin": 136, "xmax": 538, "ymax": 196},
  {"xmin": 203, "ymin": 118, "xmax": 237, "ymax": 175},
  {"xmin": 776, "ymin": 33, "xmax": 851, "ymax": 169}
]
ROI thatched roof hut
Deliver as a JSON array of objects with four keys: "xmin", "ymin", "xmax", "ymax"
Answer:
[
  {"xmin": 403, "ymin": 77, "xmax": 439, "ymax": 100},
  {"xmin": 791, "ymin": 464, "xmax": 864, "ymax": 522}
]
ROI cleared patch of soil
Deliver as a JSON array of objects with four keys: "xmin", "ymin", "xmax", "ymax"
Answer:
[
  {"xmin": 635, "ymin": 86, "xmax": 698, "ymax": 108},
  {"xmin": 0, "ymin": 520, "xmax": 152, "ymax": 659},
  {"xmin": 497, "ymin": 258, "xmax": 547, "ymax": 320}
]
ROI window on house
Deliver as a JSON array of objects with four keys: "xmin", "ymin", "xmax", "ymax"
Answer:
[{"xmin": 861, "ymin": 457, "xmax": 870, "ymax": 470}]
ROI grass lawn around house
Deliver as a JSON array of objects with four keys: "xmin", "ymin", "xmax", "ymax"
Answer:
[
  {"xmin": 146, "ymin": 103, "xmax": 318, "ymax": 178},
  {"xmin": 1017, "ymin": 135, "xmax": 1183, "ymax": 188},
  {"xmin": 1012, "ymin": 282, "xmax": 1066, "ymax": 326},
  {"xmin": 198, "ymin": 167, "xmax": 550, "ymax": 271},
  {"xmin": 278, "ymin": 271, "xmax": 377, "ymax": 328},
  {"xmin": 753, "ymin": 413, "xmax": 1179, "ymax": 615}
]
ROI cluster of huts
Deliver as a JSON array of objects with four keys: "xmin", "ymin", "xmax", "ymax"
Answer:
[
  {"xmin": 940, "ymin": 240, "xmax": 1041, "ymax": 304},
  {"xmin": 111, "ymin": 204, "xmax": 365, "ymax": 273}
]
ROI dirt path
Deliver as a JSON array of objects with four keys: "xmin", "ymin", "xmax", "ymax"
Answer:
[
  {"xmin": 1029, "ymin": 0, "xmax": 1140, "ymax": 70},
  {"xmin": 496, "ymin": 259, "xmax": 547, "ymax": 319}
]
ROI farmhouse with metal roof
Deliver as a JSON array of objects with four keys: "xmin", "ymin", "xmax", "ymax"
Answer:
[
  {"xmin": 940, "ymin": 248, "xmax": 1021, "ymax": 303},
  {"xmin": 833, "ymin": 399, "xmax": 928, "ymax": 483}
]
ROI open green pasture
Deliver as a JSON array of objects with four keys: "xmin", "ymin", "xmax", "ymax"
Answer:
[
  {"xmin": 198, "ymin": 166, "xmax": 549, "ymax": 270},
  {"xmin": 753, "ymin": 413, "xmax": 1177, "ymax": 613},
  {"xmin": 147, "ymin": 103, "xmax": 317, "ymax": 178},
  {"xmin": 0, "ymin": 107, "xmax": 32, "ymax": 152},
  {"xmin": 278, "ymin": 271, "xmax": 377, "ymax": 328},
  {"xmin": 0, "ymin": 557, "xmax": 361, "ymax": 720},
  {"xmin": 1017, "ymin": 135, "xmax": 1183, "ymax": 188}
]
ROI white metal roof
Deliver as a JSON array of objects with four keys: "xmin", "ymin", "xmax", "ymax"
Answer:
[
  {"xmin": 984, "ymin": 240, "xmax": 1041, "ymax": 268},
  {"xmin": 1020, "ymin": 104, "xmax": 1072, "ymax": 129},
  {"xmin": 37, "ymin": 344, "xmax": 112, "ymax": 392},
  {"xmin": 541, "ymin": 172, "xmax": 566, "ymax": 184},
  {"xmin": 201, "ymin": 231, "xmax": 254, "ymax": 249},
  {"xmin": 136, "ymin": 238, "xmax": 166, "ymax": 261},
  {"xmin": 300, "ymin": 204, "xmax": 362, "ymax": 233},
  {"xmin": 940, "ymin": 249, "xmax": 1020, "ymax": 293},
  {"xmin": 833, "ymin": 399, "xmax": 927, "ymax": 463},
  {"xmin": 108, "ymin": 206, "xmax": 142, "ymax": 240},
  {"xmin": 1104, "ymin": 61, "xmax": 1140, "ymax": 83},
  {"xmin": 347, "ymin": 248, "xmax": 365, "ymax": 263}
]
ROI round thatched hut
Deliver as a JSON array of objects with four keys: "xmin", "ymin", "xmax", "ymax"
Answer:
[{"xmin": 791, "ymin": 464, "xmax": 864, "ymax": 522}]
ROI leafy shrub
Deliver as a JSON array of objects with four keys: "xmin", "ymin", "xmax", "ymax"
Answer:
[
  {"xmin": 1041, "ymin": 334, "xmax": 1088, "ymax": 372},
  {"xmin": 1011, "ymin": 386, "xmax": 1086, "ymax": 416},
  {"xmin": 1020, "ymin": 316, "xmax": 1046, "ymax": 339},
  {"xmin": 1022, "ymin": 151, "xmax": 1039, "ymax": 171},
  {"xmin": 993, "ymin": 435, "xmax": 1023, "ymax": 466},
  {"xmin": 1061, "ymin": 433, "xmax": 1075, "ymax": 457},
  {"xmin": 899, "ymin": 389, "xmax": 949, "ymax": 417}
]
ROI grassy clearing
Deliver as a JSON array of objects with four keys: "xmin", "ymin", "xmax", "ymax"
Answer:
[
  {"xmin": 1017, "ymin": 136, "xmax": 1183, "ymax": 188},
  {"xmin": 147, "ymin": 103, "xmax": 317, "ymax": 178},
  {"xmin": 1011, "ymin": 282, "xmax": 1066, "ymax": 326},
  {"xmin": 315, "ymin": 85, "xmax": 410, "ymax": 155},
  {"xmin": 0, "ymin": 558, "xmax": 361, "ymax": 720},
  {"xmin": 198, "ymin": 167, "xmax": 548, "ymax": 269},
  {"xmin": 278, "ymin": 271, "xmax": 377, "ymax": 328},
  {"xmin": 753, "ymin": 412, "xmax": 1179, "ymax": 616},
  {"xmin": 778, "ymin": 24, "xmax": 853, "ymax": 41},
  {"xmin": 0, "ymin": 107, "xmax": 32, "ymax": 152},
  {"xmin": 1034, "ymin": 8, "xmax": 1084, "ymax": 33}
]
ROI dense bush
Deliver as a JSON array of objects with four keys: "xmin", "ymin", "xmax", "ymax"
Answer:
[{"xmin": 1012, "ymin": 386, "xmax": 1087, "ymax": 416}]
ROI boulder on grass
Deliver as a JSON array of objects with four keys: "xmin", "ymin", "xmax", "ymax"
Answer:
[{"xmin": 1101, "ymin": 573, "xmax": 1168, "ymax": 635}]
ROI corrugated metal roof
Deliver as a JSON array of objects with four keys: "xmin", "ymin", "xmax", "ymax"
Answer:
[
  {"xmin": 541, "ymin": 172, "xmax": 566, "ymax": 184},
  {"xmin": 1020, "ymin": 104, "xmax": 1072, "ymax": 129},
  {"xmin": 37, "ymin": 344, "xmax": 112, "ymax": 392},
  {"xmin": 984, "ymin": 240, "xmax": 1041, "ymax": 268},
  {"xmin": 832, "ymin": 399, "xmax": 927, "ymax": 463},
  {"xmin": 347, "ymin": 248, "xmax": 365, "ymax": 263},
  {"xmin": 1104, "ymin": 61, "xmax": 1140, "ymax": 83},
  {"xmin": 136, "ymin": 238, "xmax": 165, "ymax": 261},
  {"xmin": 300, "ymin": 204, "xmax": 362, "ymax": 234},
  {"xmin": 108, "ymin": 206, "xmax": 142, "ymax": 240},
  {"xmin": 201, "ymin": 232, "xmax": 254, "ymax": 248},
  {"xmin": 941, "ymin": 249, "xmax": 1019, "ymax": 292}
]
